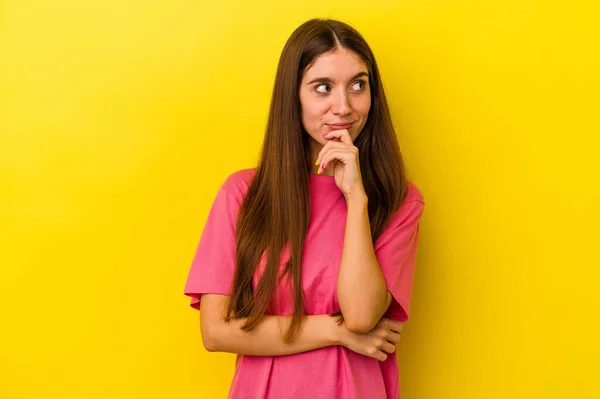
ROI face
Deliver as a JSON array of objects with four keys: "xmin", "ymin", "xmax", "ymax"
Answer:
[{"xmin": 299, "ymin": 47, "xmax": 371, "ymax": 153}]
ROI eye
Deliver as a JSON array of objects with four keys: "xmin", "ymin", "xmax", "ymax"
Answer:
[
  {"xmin": 315, "ymin": 84, "xmax": 331, "ymax": 93},
  {"xmin": 351, "ymin": 80, "xmax": 366, "ymax": 92}
]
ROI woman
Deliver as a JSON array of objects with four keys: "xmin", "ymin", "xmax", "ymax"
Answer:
[{"xmin": 184, "ymin": 18, "xmax": 425, "ymax": 399}]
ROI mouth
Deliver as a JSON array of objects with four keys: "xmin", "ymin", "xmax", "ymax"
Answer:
[{"xmin": 325, "ymin": 121, "xmax": 355, "ymax": 131}]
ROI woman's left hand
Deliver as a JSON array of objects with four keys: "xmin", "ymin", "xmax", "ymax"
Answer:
[{"xmin": 315, "ymin": 129, "xmax": 367, "ymax": 199}]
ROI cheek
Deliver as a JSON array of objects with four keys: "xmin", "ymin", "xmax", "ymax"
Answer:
[
  {"xmin": 304, "ymin": 102, "xmax": 328, "ymax": 124},
  {"xmin": 355, "ymin": 96, "xmax": 371, "ymax": 115}
]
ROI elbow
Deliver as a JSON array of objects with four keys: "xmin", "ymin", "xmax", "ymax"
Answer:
[
  {"xmin": 340, "ymin": 295, "xmax": 390, "ymax": 333},
  {"xmin": 201, "ymin": 323, "xmax": 220, "ymax": 352},
  {"xmin": 343, "ymin": 314, "xmax": 378, "ymax": 334},
  {"xmin": 338, "ymin": 285, "xmax": 391, "ymax": 334},
  {"xmin": 202, "ymin": 335, "xmax": 218, "ymax": 352}
]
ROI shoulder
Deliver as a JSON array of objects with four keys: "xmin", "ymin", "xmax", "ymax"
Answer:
[
  {"xmin": 404, "ymin": 180, "xmax": 425, "ymax": 205},
  {"xmin": 373, "ymin": 180, "xmax": 425, "ymax": 248},
  {"xmin": 387, "ymin": 180, "xmax": 425, "ymax": 227},
  {"xmin": 220, "ymin": 167, "xmax": 257, "ymax": 203}
]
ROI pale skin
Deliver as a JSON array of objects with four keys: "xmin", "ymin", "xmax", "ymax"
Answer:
[
  {"xmin": 314, "ymin": 128, "xmax": 393, "ymax": 333},
  {"xmin": 200, "ymin": 294, "xmax": 402, "ymax": 361},
  {"xmin": 305, "ymin": 46, "xmax": 392, "ymax": 333},
  {"xmin": 199, "ymin": 46, "xmax": 403, "ymax": 360}
]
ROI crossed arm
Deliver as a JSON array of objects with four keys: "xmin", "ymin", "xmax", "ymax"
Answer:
[
  {"xmin": 200, "ymin": 294, "xmax": 343, "ymax": 356},
  {"xmin": 198, "ymin": 194, "xmax": 395, "ymax": 356}
]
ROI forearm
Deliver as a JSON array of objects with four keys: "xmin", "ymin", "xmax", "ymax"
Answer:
[
  {"xmin": 337, "ymin": 193, "xmax": 391, "ymax": 332},
  {"xmin": 204, "ymin": 314, "xmax": 342, "ymax": 356}
]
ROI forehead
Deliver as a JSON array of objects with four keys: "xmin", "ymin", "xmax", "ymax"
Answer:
[{"xmin": 302, "ymin": 48, "xmax": 368, "ymax": 81}]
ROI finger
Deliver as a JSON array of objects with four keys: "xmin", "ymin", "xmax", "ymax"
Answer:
[
  {"xmin": 386, "ymin": 331, "xmax": 401, "ymax": 344},
  {"xmin": 366, "ymin": 350, "xmax": 387, "ymax": 362},
  {"xmin": 323, "ymin": 129, "xmax": 353, "ymax": 146},
  {"xmin": 366, "ymin": 342, "xmax": 388, "ymax": 361},
  {"xmin": 382, "ymin": 341, "xmax": 396, "ymax": 354},
  {"xmin": 384, "ymin": 319, "xmax": 404, "ymax": 334},
  {"xmin": 315, "ymin": 141, "xmax": 348, "ymax": 166},
  {"xmin": 316, "ymin": 142, "xmax": 348, "ymax": 163},
  {"xmin": 321, "ymin": 149, "xmax": 354, "ymax": 170}
]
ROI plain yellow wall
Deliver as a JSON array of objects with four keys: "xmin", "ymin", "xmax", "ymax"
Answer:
[{"xmin": 1, "ymin": 1, "xmax": 598, "ymax": 398}]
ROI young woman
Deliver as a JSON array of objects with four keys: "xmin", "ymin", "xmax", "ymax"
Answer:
[{"xmin": 184, "ymin": 18, "xmax": 425, "ymax": 399}]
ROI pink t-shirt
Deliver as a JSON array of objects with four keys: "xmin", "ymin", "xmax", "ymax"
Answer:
[{"xmin": 184, "ymin": 167, "xmax": 425, "ymax": 399}]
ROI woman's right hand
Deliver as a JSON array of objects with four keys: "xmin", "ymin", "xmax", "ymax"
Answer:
[{"xmin": 338, "ymin": 317, "xmax": 404, "ymax": 361}]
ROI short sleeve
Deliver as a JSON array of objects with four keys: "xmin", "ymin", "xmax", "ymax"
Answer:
[
  {"xmin": 374, "ymin": 199, "xmax": 425, "ymax": 322},
  {"xmin": 183, "ymin": 182, "xmax": 241, "ymax": 310}
]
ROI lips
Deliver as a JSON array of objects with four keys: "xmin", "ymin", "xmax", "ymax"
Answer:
[{"xmin": 326, "ymin": 122, "xmax": 355, "ymax": 131}]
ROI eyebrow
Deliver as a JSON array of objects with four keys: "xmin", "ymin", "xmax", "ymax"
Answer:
[{"xmin": 306, "ymin": 71, "xmax": 369, "ymax": 85}]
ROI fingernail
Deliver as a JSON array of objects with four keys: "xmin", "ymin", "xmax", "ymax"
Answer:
[
  {"xmin": 317, "ymin": 166, "xmax": 322, "ymax": 174},
  {"xmin": 315, "ymin": 159, "xmax": 319, "ymax": 166}
]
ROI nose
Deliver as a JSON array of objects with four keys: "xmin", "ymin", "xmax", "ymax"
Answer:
[{"xmin": 331, "ymin": 90, "xmax": 351, "ymax": 117}]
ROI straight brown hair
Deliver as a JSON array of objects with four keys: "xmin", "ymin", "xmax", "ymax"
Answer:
[{"xmin": 225, "ymin": 18, "xmax": 410, "ymax": 342}]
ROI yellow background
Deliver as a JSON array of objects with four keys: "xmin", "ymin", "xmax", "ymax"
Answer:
[{"xmin": 1, "ymin": 1, "xmax": 598, "ymax": 398}]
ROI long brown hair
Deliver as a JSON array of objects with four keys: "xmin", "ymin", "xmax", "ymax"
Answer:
[{"xmin": 225, "ymin": 18, "xmax": 410, "ymax": 342}]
